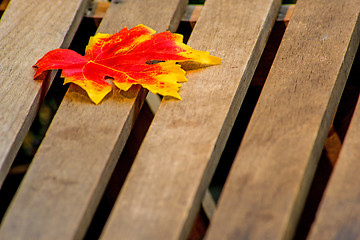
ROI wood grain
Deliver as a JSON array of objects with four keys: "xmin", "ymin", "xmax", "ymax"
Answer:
[
  {"xmin": 307, "ymin": 89, "xmax": 360, "ymax": 238},
  {"xmin": 0, "ymin": 0, "xmax": 89, "ymax": 187},
  {"xmin": 100, "ymin": 0, "xmax": 281, "ymax": 239},
  {"xmin": 204, "ymin": 0, "xmax": 360, "ymax": 240},
  {"xmin": 0, "ymin": 0, "xmax": 187, "ymax": 239}
]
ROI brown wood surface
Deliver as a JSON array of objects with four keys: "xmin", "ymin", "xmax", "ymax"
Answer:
[
  {"xmin": 100, "ymin": 0, "xmax": 281, "ymax": 239},
  {"xmin": 0, "ymin": 0, "xmax": 187, "ymax": 239},
  {"xmin": 204, "ymin": 0, "xmax": 360, "ymax": 240},
  {"xmin": 0, "ymin": 0, "xmax": 89, "ymax": 187},
  {"xmin": 307, "ymin": 95, "xmax": 360, "ymax": 238}
]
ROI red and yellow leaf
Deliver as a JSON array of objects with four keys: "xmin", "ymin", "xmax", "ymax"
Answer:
[{"xmin": 33, "ymin": 24, "xmax": 221, "ymax": 104}]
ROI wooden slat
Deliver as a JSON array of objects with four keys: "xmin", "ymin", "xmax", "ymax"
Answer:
[
  {"xmin": 0, "ymin": 1, "xmax": 187, "ymax": 239},
  {"xmin": 100, "ymin": 0, "xmax": 281, "ymax": 239},
  {"xmin": 307, "ymin": 96, "xmax": 360, "ymax": 237},
  {"xmin": 204, "ymin": 1, "xmax": 360, "ymax": 240},
  {"xmin": 0, "ymin": 0, "xmax": 89, "ymax": 187}
]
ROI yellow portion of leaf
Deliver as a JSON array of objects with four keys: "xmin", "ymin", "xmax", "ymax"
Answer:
[
  {"xmin": 168, "ymin": 35, "xmax": 221, "ymax": 65},
  {"xmin": 112, "ymin": 82, "xmax": 134, "ymax": 92},
  {"xmin": 86, "ymin": 33, "xmax": 111, "ymax": 54},
  {"xmin": 112, "ymin": 62, "xmax": 187, "ymax": 100},
  {"xmin": 64, "ymin": 76, "xmax": 112, "ymax": 104},
  {"xmin": 179, "ymin": 45, "xmax": 222, "ymax": 65},
  {"xmin": 141, "ymin": 62, "xmax": 187, "ymax": 100}
]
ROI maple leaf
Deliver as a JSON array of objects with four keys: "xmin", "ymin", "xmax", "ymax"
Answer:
[{"xmin": 33, "ymin": 24, "xmax": 221, "ymax": 104}]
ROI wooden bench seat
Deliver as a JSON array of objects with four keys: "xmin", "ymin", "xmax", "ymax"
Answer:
[{"xmin": 0, "ymin": 0, "xmax": 359, "ymax": 239}]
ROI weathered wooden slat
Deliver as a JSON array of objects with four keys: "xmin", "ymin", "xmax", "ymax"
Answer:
[
  {"xmin": 0, "ymin": 1, "xmax": 187, "ymax": 239},
  {"xmin": 0, "ymin": 0, "xmax": 89, "ymax": 187},
  {"xmin": 204, "ymin": 0, "xmax": 360, "ymax": 240},
  {"xmin": 307, "ymin": 95, "xmax": 360, "ymax": 238},
  {"xmin": 100, "ymin": 0, "xmax": 281, "ymax": 239}
]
